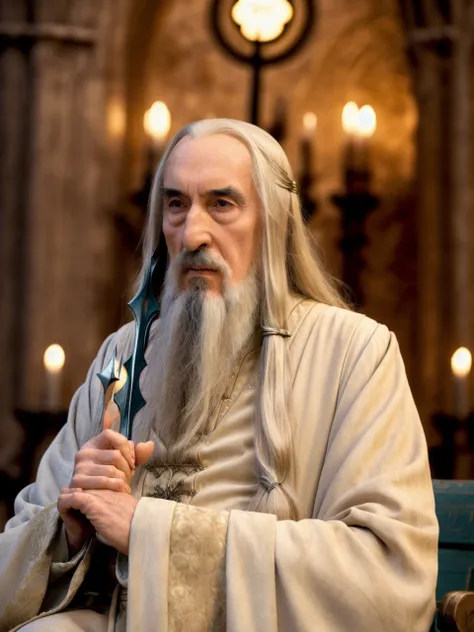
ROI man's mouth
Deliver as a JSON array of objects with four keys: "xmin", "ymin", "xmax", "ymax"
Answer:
[{"xmin": 186, "ymin": 266, "xmax": 218, "ymax": 273}]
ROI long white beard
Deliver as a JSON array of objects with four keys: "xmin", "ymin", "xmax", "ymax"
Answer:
[{"xmin": 147, "ymin": 262, "xmax": 260, "ymax": 455}]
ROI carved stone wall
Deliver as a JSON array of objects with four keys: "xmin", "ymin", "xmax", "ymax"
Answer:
[{"xmin": 0, "ymin": 0, "xmax": 132, "ymax": 468}]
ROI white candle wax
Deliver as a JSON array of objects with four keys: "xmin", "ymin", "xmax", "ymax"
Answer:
[
  {"xmin": 451, "ymin": 347, "xmax": 472, "ymax": 420},
  {"xmin": 43, "ymin": 344, "xmax": 65, "ymax": 411}
]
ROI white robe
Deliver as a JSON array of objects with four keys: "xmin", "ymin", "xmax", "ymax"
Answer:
[{"xmin": 0, "ymin": 298, "xmax": 438, "ymax": 632}]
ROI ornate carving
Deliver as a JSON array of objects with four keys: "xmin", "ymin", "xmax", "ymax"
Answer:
[{"xmin": 145, "ymin": 456, "xmax": 204, "ymax": 503}]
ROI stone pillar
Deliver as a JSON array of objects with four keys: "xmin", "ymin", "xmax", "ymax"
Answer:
[
  {"xmin": 0, "ymin": 1, "xmax": 33, "ymax": 460},
  {"xmin": 400, "ymin": 0, "xmax": 474, "ymax": 430},
  {"xmin": 0, "ymin": 0, "xmax": 131, "ymax": 423},
  {"xmin": 410, "ymin": 36, "xmax": 447, "ymax": 423},
  {"xmin": 449, "ymin": 0, "xmax": 473, "ymax": 393}
]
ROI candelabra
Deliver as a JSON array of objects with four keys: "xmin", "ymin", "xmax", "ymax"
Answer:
[
  {"xmin": 428, "ymin": 349, "xmax": 473, "ymax": 479},
  {"xmin": 0, "ymin": 342, "xmax": 70, "ymax": 518},
  {"xmin": 298, "ymin": 111, "xmax": 318, "ymax": 222},
  {"xmin": 114, "ymin": 100, "xmax": 170, "ymax": 258},
  {"xmin": 331, "ymin": 102, "xmax": 378, "ymax": 308},
  {"xmin": 429, "ymin": 411, "xmax": 474, "ymax": 480},
  {"xmin": 331, "ymin": 190, "xmax": 378, "ymax": 308}
]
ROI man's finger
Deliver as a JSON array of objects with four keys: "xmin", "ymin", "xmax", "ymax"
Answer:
[
  {"xmin": 76, "ymin": 449, "xmax": 133, "ymax": 481},
  {"xmin": 70, "ymin": 473, "xmax": 131, "ymax": 494},
  {"xmin": 75, "ymin": 462, "xmax": 129, "ymax": 484},
  {"xmin": 92, "ymin": 429, "xmax": 135, "ymax": 471},
  {"xmin": 58, "ymin": 490, "xmax": 87, "ymax": 514},
  {"xmin": 103, "ymin": 400, "xmax": 120, "ymax": 431},
  {"xmin": 135, "ymin": 441, "xmax": 155, "ymax": 466}
]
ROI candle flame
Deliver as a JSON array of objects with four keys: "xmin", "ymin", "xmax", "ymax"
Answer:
[
  {"xmin": 357, "ymin": 105, "xmax": 377, "ymax": 138},
  {"xmin": 44, "ymin": 344, "xmax": 65, "ymax": 374},
  {"xmin": 342, "ymin": 102, "xmax": 359, "ymax": 134},
  {"xmin": 303, "ymin": 112, "xmax": 317, "ymax": 134},
  {"xmin": 451, "ymin": 347, "xmax": 472, "ymax": 378},
  {"xmin": 144, "ymin": 101, "xmax": 171, "ymax": 143}
]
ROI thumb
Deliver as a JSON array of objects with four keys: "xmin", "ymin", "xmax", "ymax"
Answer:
[
  {"xmin": 135, "ymin": 441, "xmax": 155, "ymax": 466},
  {"xmin": 103, "ymin": 399, "xmax": 120, "ymax": 431}
]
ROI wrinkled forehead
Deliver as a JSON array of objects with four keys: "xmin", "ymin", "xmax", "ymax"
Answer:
[{"xmin": 163, "ymin": 134, "xmax": 255, "ymax": 193}]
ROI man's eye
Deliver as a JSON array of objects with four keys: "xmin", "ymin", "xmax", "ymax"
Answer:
[
  {"xmin": 214, "ymin": 199, "xmax": 232, "ymax": 209},
  {"xmin": 168, "ymin": 199, "xmax": 184, "ymax": 209}
]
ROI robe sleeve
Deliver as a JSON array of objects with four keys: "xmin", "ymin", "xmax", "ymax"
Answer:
[
  {"xmin": 0, "ymin": 330, "xmax": 120, "ymax": 632},
  {"xmin": 127, "ymin": 323, "xmax": 438, "ymax": 632}
]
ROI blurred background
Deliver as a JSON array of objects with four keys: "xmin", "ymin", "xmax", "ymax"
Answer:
[{"xmin": 1, "ymin": 0, "xmax": 473, "ymax": 528}]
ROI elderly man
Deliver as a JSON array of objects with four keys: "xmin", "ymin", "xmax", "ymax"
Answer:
[{"xmin": 0, "ymin": 119, "xmax": 437, "ymax": 632}]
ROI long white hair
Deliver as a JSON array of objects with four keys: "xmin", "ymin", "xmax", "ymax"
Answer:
[{"xmin": 140, "ymin": 119, "xmax": 349, "ymax": 520}]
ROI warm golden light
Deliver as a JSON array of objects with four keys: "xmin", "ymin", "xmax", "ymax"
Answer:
[
  {"xmin": 43, "ymin": 344, "xmax": 65, "ymax": 374},
  {"xmin": 303, "ymin": 112, "xmax": 317, "ymax": 136},
  {"xmin": 342, "ymin": 101, "xmax": 359, "ymax": 135},
  {"xmin": 144, "ymin": 101, "xmax": 171, "ymax": 143},
  {"xmin": 107, "ymin": 100, "xmax": 126, "ymax": 140},
  {"xmin": 231, "ymin": 0, "xmax": 294, "ymax": 43},
  {"xmin": 451, "ymin": 347, "xmax": 472, "ymax": 378},
  {"xmin": 357, "ymin": 105, "xmax": 377, "ymax": 138}
]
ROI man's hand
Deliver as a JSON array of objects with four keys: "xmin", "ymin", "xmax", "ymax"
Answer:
[
  {"xmin": 70, "ymin": 401, "xmax": 136, "ymax": 495},
  {"xmin": 58, "ymin": 400, "xmax": 154, "ymax": 554},
  {"xmin": 58, "ymin": 488, "xmax": 138, "ymax": 556}
]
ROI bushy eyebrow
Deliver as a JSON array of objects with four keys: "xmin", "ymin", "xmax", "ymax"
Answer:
[
  {"xmin": 160, "ymin": 187, "xmax": 182, "ymax": 199},
  {"xmin": 160, "ymin": 185, "xmax": 246, "ymax": 207},
  {"xmin": 209, "ymin": 186, "xmax": 246, "ymax": 206}
]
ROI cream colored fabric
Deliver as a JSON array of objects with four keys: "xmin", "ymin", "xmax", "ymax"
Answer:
[
  {"xmin": 125, "ymin": 300, "xmax": 438, "ymax": 632},
  {"xmin": 124, "ymin": 498, "xmax": 175, "ymax": 631},
  {"xmin": 0, "ymin": 298, "xmax": 438, "ymax": 632},
  {"xmin": 17, "ymin": 610, "xmax": 108, "ymax": 631},
  {"xmin": 0, "ymin": 502, "xmax": 93, "ymax": 632},
  {"xmin": 168, "ymin": 504, "xmax": 228, "ymax": 631}
]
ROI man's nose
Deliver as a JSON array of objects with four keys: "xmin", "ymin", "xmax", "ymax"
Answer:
[{"xmin": 181, "ymin": 204, "xmax": 212, "ymax": 252}]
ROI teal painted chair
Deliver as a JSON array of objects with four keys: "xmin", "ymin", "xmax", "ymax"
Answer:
[{"xmin": 433, "ymin": 480, "xmax": 474, "ymax": 631}]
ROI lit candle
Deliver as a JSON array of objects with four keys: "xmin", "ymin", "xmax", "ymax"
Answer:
[
  {"xmin": 342, "ymin": 101, "xmax": 359, "ymax": 137},
  {"xmin": 301, "ymin": 111, "xmax": 317, "ymax": 181},
  {"xmin": 341, "ymin": 102, "xmax": 376, "ymax": 193},
  {"xmin": 303, "ymin": 111, "xmax": 317, "ymax": 139},
  {"xmin": 451, "ymin": 346, "xmax": 472, "ymax": 420},
  {"xmin": 143, "ymin": 101, "xmax": 171, "ymax": 168},
  {"xmin": 356, "ymin": 104, "xmax": 376, "ymax": 182},
  {"xmin": 341, "ymin": 102, "xmax": 359, "ymax": 191},
  {"xmin": 43, "ymin": 344, "xmax": 65, "ymax": 411}
]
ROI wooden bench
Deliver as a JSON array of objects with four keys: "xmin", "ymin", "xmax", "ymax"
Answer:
[{"xmin": 433, "ymin": 480, "xmax": 474, "ymax": 631}]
